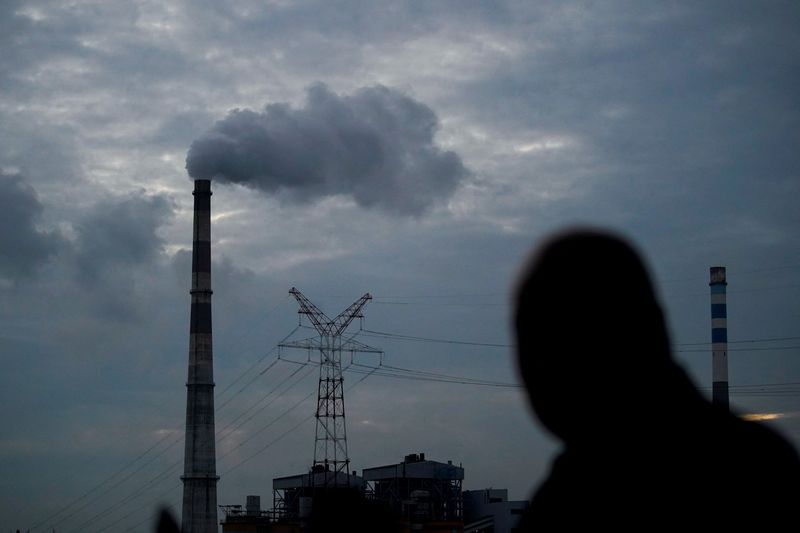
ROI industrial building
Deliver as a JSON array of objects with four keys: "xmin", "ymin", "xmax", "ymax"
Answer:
[
  {"xmin": 220, "ymin": 453, "xmax": 467, "ymax": 532},
  {"xmin": 463, "ymin": 489, "xmax": 528, "ymax": 533},
  {"xmin": 362, "ymin": 453, "xmax": 464, "ymax": 532},
  {"xmin": 220, "ymin": 496, "xmax": 271, "ymax": 533},
  {"xmin": 272, "ymin": 467, "xmax": 367, "ymax": 521}
]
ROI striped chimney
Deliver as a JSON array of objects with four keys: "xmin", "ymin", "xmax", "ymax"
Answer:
[
  {"xmin": 181, "ymin": 179, "xmax": 219, "ymax": 532},
  {"xmin": 710, "ymin": 266, "xmax": 729, "ymax": 410}
]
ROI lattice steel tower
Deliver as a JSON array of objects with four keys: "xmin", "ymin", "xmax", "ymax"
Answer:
[{"xmin": 279, "ymin": 288, "xmax": 381, "ymax": 485}]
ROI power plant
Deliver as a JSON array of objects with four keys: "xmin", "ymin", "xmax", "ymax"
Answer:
[
  {"xmin": 214, "ymin": 285, "xmax": 527, "ymax": 532},
  {"xmin": 174, "ymin": 182, "xmax": 732, "ymax": 533},
  {"xmin": 362, "ymin": 453, "xmax": 464, "ymax": 528},
  {"xmin": 181, "ymin": 179, "xmax": 219, "ymax": 532}
]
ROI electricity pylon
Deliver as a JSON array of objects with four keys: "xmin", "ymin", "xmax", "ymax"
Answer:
[{"xmin": 279, "ymin": 287, "xmax": 382, "ymax": 486}]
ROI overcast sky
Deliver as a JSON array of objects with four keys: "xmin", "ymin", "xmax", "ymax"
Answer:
[{"xmin": 2, "ymin": 1, "xmax": 799, "ymax": 531}]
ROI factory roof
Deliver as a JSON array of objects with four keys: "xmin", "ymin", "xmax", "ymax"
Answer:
[
  {"xmin": 362, "ymin": 453, "xmax": 464, "ymax": 481},
  {"xmin": 273, "ymin": 469, "xmax": 365, "ymax": 490}
]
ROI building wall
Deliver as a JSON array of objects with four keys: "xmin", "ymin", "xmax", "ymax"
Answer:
[{"xmin": 463, "ymin": 489, "xmax": 528, "ymax": 533}]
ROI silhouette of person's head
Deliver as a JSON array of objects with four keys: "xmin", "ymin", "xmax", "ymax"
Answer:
[
  {"xmin": 154, "ymin": 508, "xmax": 179, "ymax": 533},
  {"xmin": 515, "ymin": 229, "xmax": 675, "ymax": 443}
]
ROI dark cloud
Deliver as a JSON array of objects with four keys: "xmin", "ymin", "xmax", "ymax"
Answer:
[
  {"xmin": 151, "ymin": 111, "xmax": 216, "ymax": 150},
  {"xmin": 73, "ymin": 192, "xmax": 174, "ymax": 284},
  {"xmin": 0, "ymin": 173, "xmax": 63, "ymax": 281},
  {"xmin": 186, "ymin": 83, "xmax": 467, "ymax": 215}
]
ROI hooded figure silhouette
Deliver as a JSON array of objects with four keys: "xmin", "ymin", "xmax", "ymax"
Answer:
[{"xmin": 514, "ymin": 230, "xmax": 799, "ymax": 529}]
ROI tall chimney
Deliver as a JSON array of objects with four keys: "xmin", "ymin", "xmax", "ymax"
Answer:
[
  {"xmin": 710, "ymin": 266, "xmax": 729, "ymax": 410},
  {"xmin": 181, "ymin": 179, "xmax": 219, "ymax": 532}
]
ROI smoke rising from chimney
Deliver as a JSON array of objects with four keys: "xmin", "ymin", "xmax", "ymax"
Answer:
[{"xmin": 185, "ymin": 83, "xmax": 467, "ymax": 215}]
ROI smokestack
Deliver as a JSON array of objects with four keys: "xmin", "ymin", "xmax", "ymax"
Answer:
[
  {"xmin": 710, "ymin": 266, "xmax": 729, "ymax": 410},
  {"xmin": 181, "ymin": 179, "xmax": 219, "ymax": 532}
]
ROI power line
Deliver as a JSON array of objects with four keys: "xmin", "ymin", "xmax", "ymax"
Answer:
[
  {"xmin": 214, "ymin": 293, "xmax": 291, "ymax": 365},
  {"xmin": 82, "ymin": 352, "xmax": 800, "ymax": 528},
  {"xmin": 345, "ymin": 362, "xmax": 522, "ymax": 389},
  {"xmin": 88, "ymin": 362, "xmax": 330, "ymax": 531},
  {"xmin": 377, "ymin": 362, "xmax": 520, "ymax": 387},
  {"xmin": 39, "ymin": 314, "xmax": 800, "ymax": 530},
  {"xmin": 67, "ymin": 360, "xmax": 307, "ymax": 532},
  {"xmin": 218, "ymin": 390, "xmax": 317, "ymax": 470},
  {"xmin": 216, "ymin": 361, "xmax": 306, "ymax": 440},
  {"xmin": 219, "ymin": 362, "xmax": 380, "ymax": 477},
  {"xmin": 658, "ymin": 264, "xmax": 800, "ymax": 284},
  {"xmin": 75, "ymin": 358, "xmax": 316, "ymax": 531},
  {"xmin": 216, "ymin": 364, "xmax": 318, "ymax": 455},
  {"xmin": 361, "ymin": 328, "xmax": 511, "ymax": 348},
  {"xmin": 98, "ymin": 479, "xmax": 182, "ymax": 533},
  {"xmin": 216, "ymin": 324, "xmax": 301, "ymax": 411},
  {"xmin": 730, "ymin": 381, "xmax": 800, "ymax": 388},
  {"xmin": 28, "ymin": 429, "xmax": 179, "ymax": 532},
  {"xmin": 59, "ymin": 432, "xmax": 183, "ymax": 533},
  {"xmin": 70, "ymin": 457, "xmax": 184, "ymax": 533},
  {"xmin": 360, "ymin": 328, "xmax": 800, "ymax": 352},
  {"xmin": 673, "ymin": 336, "xmax": 800, "ymax": 346},
  {"xmin": 676, "ymin": 346, "xmax": 800, "ymax": 353},
  {"xmin": 42, "ymin": 335, "xmax": 293, "ymax": 532},
  {"xmin": 278, "ymin": 356, "xmax": 523, "ymax": 389}
]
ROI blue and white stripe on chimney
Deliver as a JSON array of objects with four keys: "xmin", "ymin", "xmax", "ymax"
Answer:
[{"xmin": 710, "ymin": 266, "xmax": 729, "ymax": 410}]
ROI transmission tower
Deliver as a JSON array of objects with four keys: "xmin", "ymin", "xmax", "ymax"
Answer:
[{"xmin": 279, "ymin": 287, "xmax": 382, "ymax": 486}]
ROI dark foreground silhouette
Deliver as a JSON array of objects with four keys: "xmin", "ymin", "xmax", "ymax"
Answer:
[
  {"xmin": 514, "ymin": 230, "xmax": 800, "ymax": 529},
  {"xmin": 155, "ymin": 508, "xmax": 179, "ymax": 533}
]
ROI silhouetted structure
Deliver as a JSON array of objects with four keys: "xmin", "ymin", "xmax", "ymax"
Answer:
[
  {"xmin": 220, "ymin": 495, "xmax": 271, "ymax": 532},
  {"xmin": 514, "ymin": 229, "xmax": 800, "ymax": 529},
  {"xmin": 262, "ymin": 453, "xmax": 460, "ymax": 532},
  {"xmin": 155, "ymin": 507, "xmax": 180, "ymax": 533},
  {"xmin": 278, "ymin": 288, "xmax": 380, "ymax": 485},
  {"xmin": 462, "ymin": 489, "xmax": 527, "ymax": 533},
  {"xmin": 272, "ymin": 467, "xmax": 366, "ymax": 521},
  {"xmin": 181, "ymin": 179, "xmax": 219, "ymax": 532},
  {"xmin": 269, "ymin": 471, "xmax": 396, "ymax": 533},
  {"xmin": 710, "ymin": 266, "xmax": 729, "ymax": 410},
  {"xmin": 265, "ymin": 289, "xmax": 385, "ymax": 531},
  {"xmin": 363, "ymin": 453, "xmax": 463, "ymax": 532}
]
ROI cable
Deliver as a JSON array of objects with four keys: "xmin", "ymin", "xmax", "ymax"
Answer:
[
  {"xmin": 28, "ymin": 429, "xmax": 179, "ymax": 532},
  {"xmin": 362, "ymin": 328, "xmax": 800, "ymax": 353},
  {"xmin": 676, "ymin": 346, "xmax": 800, "ymax": 353},
  {"xmin": 218, "ymin": 390, "xmax": 317, "ymax": 469},
  {"xmin": 216, "ymin": 324, "xmax": 301, "ymax": 411},
  {"xmin": 345, "ymin": 363, "xmax": 522, "ymax": 389},
  {"xmin": 673, "ymin": 336, "xmax": 800, "ymax": 347},
  {"xmin": 219, "ymin": 360, "xmax": 378, "ymax": 476},
  {"xmin": 214, "ymin": 293, "xmax": 291, "ymax": 365},
  {"xmin": 377, "ymin": 362, "xmax": 519, "ymax": 387},
  {"xmin": 59, "ymin": 431, "xmax": 183, "ymax": 533},
  {"xmin": 89, "ymin": 368, "xmax": 324, "ymax": 531},
  {"xmin": 215, "ymin": 362, "xmax": 317, "ymax": 448},
  {"xmin": 45, "ymin": 333, "xmax": 294, "ymax": 532},
  {"xmin": 68, "ymin": 457, "xmax": 184, "ymax": 533},
  {"xmin": 69, "ymin": 360, "xmax": 312, "ymax": 532},
  {"xmin": 98, "ymin": 479, "xmax": 182, "ymax": 533},
  {"xmin": 361, "ymin": 328, "xmax": 511, "ymax": 348},
  {"xmin": 45, "ymin": 312, "xmax": 800, "ymax": 530}
]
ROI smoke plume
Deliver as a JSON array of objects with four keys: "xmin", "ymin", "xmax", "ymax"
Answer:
[{"xmin": 185, "ymin": 83, "xmax": 467, "ymax": 214}]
